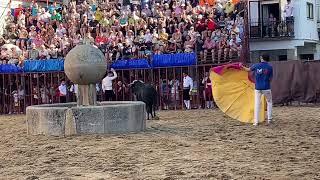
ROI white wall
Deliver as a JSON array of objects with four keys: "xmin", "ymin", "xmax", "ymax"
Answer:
[
  {"xmin": 292, "ymin": 0, "xmax": 319, "ymax": 41},
  {"xmin": 249, "ymin": 0, "xmax": 319, "ymax": 53},
  {"xmin": 250, "ymin": 39, "xmax": 305, "ymax": 51}
]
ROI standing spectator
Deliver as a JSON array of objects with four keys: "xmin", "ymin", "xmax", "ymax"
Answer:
[
  {"xmin": 182, "ymin": 72, "xmax": 193, "ymax": 110},
  {"xmin": 40, "ymin": 85, "xmax": 49, "ymax": 104},
  {"xmin": 169, "ymin": 78, "xmax": 180, "ymax": 107},
  {"xmin": 69, "ymin": 83, "xmax": 78, "ymax": 102},
  {"xmin": 283, "ymin": 0, "xmax": 294, "ymax": 36},
  {"xmin": 58, "ymin": 80, "xmax": 67, "ymax": 103},
  {"xmin": 160, "ymin": 79, "xmax": 170, "ymax": 110},
  {"xmin": 102, "ymin": 68, "xmax": 118, "ymax": 101},
  {"xmin": 202, "ymin": 72, "xmax": 214, "ymax": 109},
  {"xmin": 115, "ymin": 81, "xmax": 127, "ymax": 101}
]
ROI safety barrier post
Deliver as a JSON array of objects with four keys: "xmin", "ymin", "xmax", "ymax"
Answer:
[{"xmin": 36, "ymin": 73, "xmax": 40, "ymax": 105}]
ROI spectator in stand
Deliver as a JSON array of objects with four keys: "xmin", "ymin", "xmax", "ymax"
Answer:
[
  {"xmin": 28, "ymin": 43, "xmax": 39, "ymax": 60},
  {"xmin": 284, "ymin": 0, "xmax": 294, "ymax": 36},
  {"xmin": 229, "ymin": 33, "xmax": 241, "ymax": 59},
  {"xmin": 203, "ymin": 34, "xmax": 216, "ymax": 63}
]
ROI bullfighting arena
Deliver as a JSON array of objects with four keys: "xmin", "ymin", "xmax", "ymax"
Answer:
[{"xmin": 0, "ymin": 107, "xmax": 319, "ymax": 179}]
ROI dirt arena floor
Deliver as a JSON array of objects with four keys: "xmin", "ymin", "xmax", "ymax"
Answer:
[{"xmin": 0, "ymin": 107, "xmax": 319, "ymax": 180}]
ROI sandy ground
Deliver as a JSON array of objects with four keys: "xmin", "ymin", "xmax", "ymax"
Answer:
[{"xmin": 0, "ymin": 107, "xmax": 319, "ymax": 180}]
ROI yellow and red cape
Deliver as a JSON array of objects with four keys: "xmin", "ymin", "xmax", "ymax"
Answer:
[{"xmin": 210, "ymin": 63, "xmax": 266, "ymax": 123}]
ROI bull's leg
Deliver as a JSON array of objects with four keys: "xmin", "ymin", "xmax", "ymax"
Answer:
[
  {"xmin": 151, "ymin": 105, "xmax": 155, "ymax": 119},
  {"xmin": 146, "ymin": 105, "xmax": 151, "ymax": 120},
  {"xmin": 153, "ymin": 105, "xmax": 156, "ymax": 117},
  {"xmin": 152, "ymin": 105, "xmax": 160, "ymax": 120}
]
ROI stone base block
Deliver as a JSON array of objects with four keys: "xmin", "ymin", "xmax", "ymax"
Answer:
[{"xmin": 26, "ymin": 102, "xmax": 146, "ymax": 136}]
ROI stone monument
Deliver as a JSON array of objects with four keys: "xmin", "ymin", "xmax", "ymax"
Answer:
[{"xmin": 26, "ymin": 45, "xmax": 146, "ymax": 136}]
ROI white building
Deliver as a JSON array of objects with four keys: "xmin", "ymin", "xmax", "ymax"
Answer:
[{"xmin": 249, "ymin": 0, "xmax": 320, "ymax": 61}]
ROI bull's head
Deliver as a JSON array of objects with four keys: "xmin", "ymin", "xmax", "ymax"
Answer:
[{"xmin": 128, "ymin": 80, "xmax": 145, "ymax": 94}]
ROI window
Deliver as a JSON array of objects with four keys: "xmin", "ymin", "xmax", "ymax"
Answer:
[
  {"xmin": 300, "ymin": 54, "xmax": 314, "ymax": 60},
  {"xmin": 307, "ymin": 2, "xmax": 314, "ymax": 19},
  {"xmin": 278, "ymin": 55, "xmax": 287, "ymax": 61}
]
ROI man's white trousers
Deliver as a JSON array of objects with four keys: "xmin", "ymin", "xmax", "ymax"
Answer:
[{"xmin": 254, "ymin": 89, "xmax": 273, "ymax": 125}]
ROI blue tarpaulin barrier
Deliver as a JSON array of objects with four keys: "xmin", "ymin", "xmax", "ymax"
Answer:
[
  {"xmin": 110, "ymin": 59, "xmax": 151, "ymax": 69},
  {"xmin": 0, "ymin": 64, "xmax": 23, "ymax": 73},
  {"xmin": 23, "ymin": 59, "xmax": 64, "ymax": 72},
  {"xmin": 151, "ymin": 53, "xmax": 197, "ymax": 68},
  {"xmin": 0, "ymin": 53, "xmax": 197, "ymax": 73}
]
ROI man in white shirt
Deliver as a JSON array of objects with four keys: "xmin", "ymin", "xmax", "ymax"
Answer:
[
  {"xmin": 284, "ymin": 0, "xmax": 294, "ymax": 36},
  {"xmin": 102, "ymin": 68, "xmax": 118, "ymax": 101},
  {"xmin": 182, "ymin": 72, "xmax": 193, "ymax": 110},
  {"xmin": 58, "ymin": 80, "xmax": 67, "ymax": 103},
  {"xmin": 69, "ymin": 83, "xmax": 78, "ymax": 102}
]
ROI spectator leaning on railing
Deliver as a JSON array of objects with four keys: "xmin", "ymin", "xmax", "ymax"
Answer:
[{"xmin": 0, "ymin": 0, "xmax": 245, "ymax": 66}]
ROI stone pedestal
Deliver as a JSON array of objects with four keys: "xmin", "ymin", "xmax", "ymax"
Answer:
[
  {"xmin": 26, "ymin": 102, "xmax": 146, "ymax": 136},
  {"xmin": 77, "ymin": 84, "xmax": 97, "ymax": 106}
]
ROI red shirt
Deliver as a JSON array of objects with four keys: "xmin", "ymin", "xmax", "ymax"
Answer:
[
  {"xmin": 196, "ymin": 20, "xmax": 206, "ymax": 32},
  {"xmin": 95, "ymin": 36, "xmax": 108, "ymax": 44},
  {"xmin": 207, "ymin": 19, "xmax": 216, "ymax": 31},
  {"xmin": 14, "ymin": 7, "xmax": 23, "ymax": 17}
]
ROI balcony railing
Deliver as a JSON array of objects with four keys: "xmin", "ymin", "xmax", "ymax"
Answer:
[{"xmin": 249, "ymin": 19, "xmax": 295, "ymax": 39}]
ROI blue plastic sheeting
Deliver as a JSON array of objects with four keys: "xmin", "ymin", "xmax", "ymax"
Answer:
[
  {"xmin": 110, "ymin": 59, "xmax": 151, "ymax": 69},
  {"xmin": 151, "ymin": 53, "xmax": 197, "ymax": 68},
  {"xmin": 0, "ymin": 64, "xmax": 23, "ymax": 73},
  {"xmin": 23, "ymin": 59, "xmax": 64, "ymax": 72}
]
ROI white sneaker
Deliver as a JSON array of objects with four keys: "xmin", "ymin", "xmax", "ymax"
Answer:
[
  {"xmin": 267, "ymin": 119, "xmax": 272, "ymax": 125},
  {"xmin": 253, "ymin": 123, "xmax": 258, "ymax": 126}
]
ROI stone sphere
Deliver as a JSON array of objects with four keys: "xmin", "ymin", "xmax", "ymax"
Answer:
[{"xmin": 64, "ymin": 45, "xmax": 106, "ymax": 85}]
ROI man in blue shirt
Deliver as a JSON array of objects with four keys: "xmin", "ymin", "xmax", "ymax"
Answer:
[{"xmin": 241, "ymin": 55, "xmax": 273, "ymax": 126}]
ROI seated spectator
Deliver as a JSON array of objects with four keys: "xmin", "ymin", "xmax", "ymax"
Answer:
[
  {"xmin": 39, "ymin": 45, "xmax": 49, "ymax": 60},
  {"xmin": 28, "ymin": 43, "xmax": 39, "ymax": 60},
  {"xmin": 8, "ymin": 47, "xmax": 20, "ymax": 65},
  {"xmin": 218, "ymin": 35, "xmax": 229, "ymax": 63},
  {"xmin": 229, "ymin": 33, "xmax": 242, "ymax": 58},
  {"xmin": 33, "ymin": 34, "xmax": 45, "ymax": 48},
  {"xmin": 16, "ymin": 26, "xmax": 28, "ymax": 49},
  {"xmin": 203, "ymin": 35, "xmax": 216, "ymax": 63}
]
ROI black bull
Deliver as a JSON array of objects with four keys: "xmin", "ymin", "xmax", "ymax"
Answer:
[{"xmin": 129, "ymin": 80, "xmax": 158, "ymax": 120}]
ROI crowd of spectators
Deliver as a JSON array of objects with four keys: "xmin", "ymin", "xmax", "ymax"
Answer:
[{"xmin": 0, "ymin": 0, "xmax": 245, "ymax": 67}]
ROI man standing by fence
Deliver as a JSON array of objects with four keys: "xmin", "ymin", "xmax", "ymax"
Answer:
[
  {"xmin": 241, "ymin": 55, "xmax": 273, "ymax": 126},
  {"xmin": 102, "ymin": 68, "xmax": 117, "ymax": 101},
  {"xmin": 183, "ymin": 72, "xmax": 193, "ymax": 110},
  {"xmin": 58, "ymin": 80, "xmax": 67, "ymax": 103}
]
